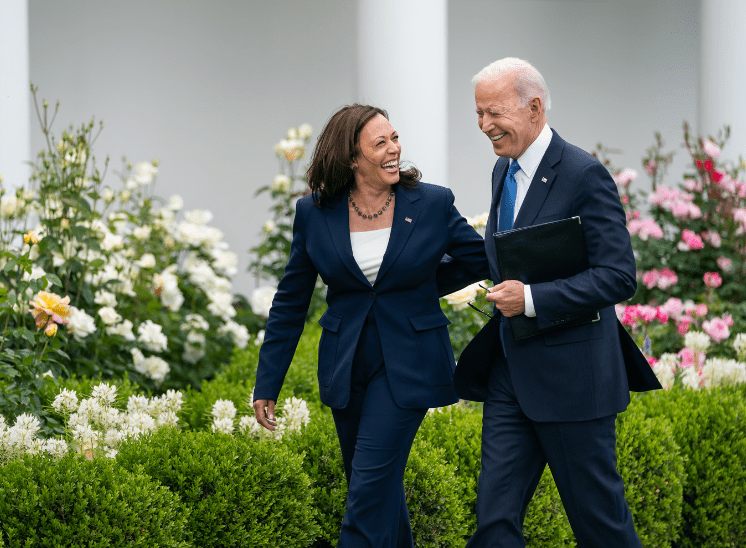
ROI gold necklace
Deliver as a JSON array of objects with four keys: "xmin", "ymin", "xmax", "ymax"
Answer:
[{"xmin": 349, "ymin": 189, "xmax": 394, "ymax": 220}]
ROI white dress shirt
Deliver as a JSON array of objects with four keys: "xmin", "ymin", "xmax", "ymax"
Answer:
[
  {"xmin": 496, "ymin": 123, "xmax": 553, "ymax": 318},
  {"xmin": 350, "ymin": 228, "xmax": 391, "ymax": 284}
]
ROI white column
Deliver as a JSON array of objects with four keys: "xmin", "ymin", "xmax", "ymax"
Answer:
[
  {"xmin": 699, "ymin": 0, "xmax": 746, "ymax": 161},
  {"xmin": 0, "ymin": 0, "xmax": 31, "ymax": 190},
  {"xmin": 357, "ymin": 0, "xmax": 448, "ymax": 187}
]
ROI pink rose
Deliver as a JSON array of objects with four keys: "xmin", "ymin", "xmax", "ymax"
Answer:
[
  {"xmin": 677, "ymin": 317, "xmax": 693, "ymax": 335},
  {"xmin": 717, "ymin": 174, "xmax": 737, "ymax": 194},
  {"xmin": 716, "ymin": 256, "xmax": 733, "ymax": 272},
  {"xmin": 702, "ymin": 140, "xmax": 721, "ymax": 159},
  {"xmin": 661, "ymin": 297, "xmax": 684, "ymax": 319},
  {"xmin": 657, "ymin": 268, "xmax": 678, "ymax": 289},
  {"xmin": 642, "ymin": 270, "xmax": 660, "ymax": 289},
  {"xmin": 723, "ymin": 314, "xmax": 734, "ymax": 327},
  {"xmin": 684, "ymin": 179, "xmax": 704, "ymax": 192},
  {"xmin": 614, "ymin": 169, "xmax": 637, "ymax": 187},
  {"xmin": 646, "ymin": 356, "xmax": 658, "ymax": 367},
  {"xmin": 639, "ymin": 305, "xmax": 657, "ymax": 323},
  {"xmin": 644, "ymin": 160, "xmax": 658, "ymax": 176},
  {"xmin": 703, "ymin": 230, "xmax": 722, "ymax": 248},
  {"xmin": 655, "ymin": 307, "xmax": 669, "ymax": 323},
  {"xmin": 678, "ymin": 347, "xmax": 696, "ymax": 368},
  {"xmin": 703, "ymin": 272, "xmax": 723, "ymax": 288},
  {"xmin": 695, "ymin": 304, "xmax": 708, "ymax": 317},
  {"xmin": 733, "ymin": 208, "xmax": 746, "ymax": 225},
  {"xmin": 622, "ymin": 305, "xmax": 639, "ymax": 326},
  {"xmin": 681, "ymin": 229, "xmax": 704, "ymax": 250},
  {"xmin": 703, "ymin": 317, "xmax": 730, "ymax": 343},
  {"xmin": 738, "ymin": 182, "xmax": 746, "ymax": 199},
  {"xmin": 671, "ymin": 201, "xmax": 691, "ymax": 218}
]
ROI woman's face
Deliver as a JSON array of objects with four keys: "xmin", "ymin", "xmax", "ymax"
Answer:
[{"xmin": 354, "ymin": 113, "xmax": 401, "ymax": 188}]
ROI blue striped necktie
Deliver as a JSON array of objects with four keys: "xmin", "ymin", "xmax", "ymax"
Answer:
[
  {"xmin": 498, "ymin": 161, "xmax": 521, "ymax": 232},
  {"xmin": 498, "ymin": 160, "xmax": 520, "ymax": 356}
]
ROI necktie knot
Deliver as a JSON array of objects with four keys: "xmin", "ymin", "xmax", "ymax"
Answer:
[{"xmin": 508, "ymin": 161, "xmax": 521, "ymax": 178}]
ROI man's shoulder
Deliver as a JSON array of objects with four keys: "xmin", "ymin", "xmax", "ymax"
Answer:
[{"xmin": 553, "ymin": 134, "xmax": 604, "ymax": 173}]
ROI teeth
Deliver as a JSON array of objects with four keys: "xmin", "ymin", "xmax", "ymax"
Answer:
[
  {"xmin": 382, "ymin": 161, "xmax": 398, "ymax": 168},
  {"xmin": 491, "ymin": 133, "xmax": 506, "ymax": 142}
]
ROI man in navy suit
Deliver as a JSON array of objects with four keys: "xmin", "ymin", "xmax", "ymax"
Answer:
[{"xmin": 454, "ymin": 58, "xmax": 661, "ymax": 547}]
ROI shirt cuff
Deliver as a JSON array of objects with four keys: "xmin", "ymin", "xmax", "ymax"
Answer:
[{"xmin": 524, "ymin": 284, "xmax": 536, "ymax": 317}]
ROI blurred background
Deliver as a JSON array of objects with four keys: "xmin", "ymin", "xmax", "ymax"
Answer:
[{"xmin": 2, "ymin": 0, "xmax": 744, "ymax": 296}]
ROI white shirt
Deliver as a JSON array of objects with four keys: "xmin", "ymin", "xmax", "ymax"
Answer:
[
  {"xmin": 350, "ymin": 228, "xmax": 391, "ymax": 285},
  {"xmin": 496, "ymin": 123, "xmax": 553, "ymax": 318}
]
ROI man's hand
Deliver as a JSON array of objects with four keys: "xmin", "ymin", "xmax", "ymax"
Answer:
[
  {"xmin": 253, "ymin": 399, "xmax": 277, "ymax": 431},
  {"xmin": 485, "ymin": 280, "xmax": 525, "ymax": 317}
]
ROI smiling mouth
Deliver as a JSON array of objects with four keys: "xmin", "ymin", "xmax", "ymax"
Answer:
[
  {"xmin": 491, "ymin": 133, "xmax": 506, "ymax": 142},
  {"xmin": 382, "ymin": 160, "xmax": 399, "ymax": 172}
]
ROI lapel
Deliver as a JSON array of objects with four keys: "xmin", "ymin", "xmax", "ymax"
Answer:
[
  {"xmin": 486, "ymin": 159, "xmax": 509, "ymax": 282},
  {"xmin": 513, "ymin": 129, "xmax": 564, "ymax": 229},
  {"xmin": 375, "ymin": 185, "xmax": 421, "ymax": 285},
  {"xmin": 325, "ymin": 190, "xmax": 372, "ymax": 287}
]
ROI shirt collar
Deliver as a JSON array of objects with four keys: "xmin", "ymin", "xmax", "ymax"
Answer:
[{"xmin": 510, "ymin": 123, "xmax": 552, "ymax": 181}]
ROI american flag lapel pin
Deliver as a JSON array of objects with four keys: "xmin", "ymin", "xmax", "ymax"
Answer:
[
  {"xmin": 541, "ymin": 177, "xmax": 548, "ymax": 183},
  {"xmin": 405, "ymin": 217, "xmax": 412, "ymax": 223}
]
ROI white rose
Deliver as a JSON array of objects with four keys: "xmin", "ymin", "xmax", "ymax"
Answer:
[
  {"xmin": 137, "ymin": 320, "xmax": 168, "ymax": 353},
  {"xmin": 133, "ymin": 226, "xmax": 151, "ymax": 240},
  {"xmin": 133, "ymin": 162, "xmax": 158, "ymax": 185},
  {"xmin": 286, "ymin": 127, "xmax": 299, "ymax": 139},
  {"xmin": 250, "ymin": 286, "xmax": 276, "ymax": 318},
  {"xmin": 98, "ymin": 306, "xmax": 122, "ymax": 325},
  {"xmin": 1, "ymin": 195, "xmax": 18, "ymax": 217},
  {"xmin": 67, "ymin": 306, "xmax": 97, "ymax": 340},
  {"xmin": 262, "ymin": 220, "xmax": 277, "ymax": 233},
  {"xmin": 102, "ymin": 188, "xmax": 116, "ymax": 202},
  {"xmin": 135, "ymin": 253, "xmax": 156, "ymax": 269},
  {"xmin": 106, "ymin": 319, "xmax": 135, "ymax": 341},
  {"xmin": 272, "ymin": 174, "xmax": 291, "ymax": 193},
  {"xmin": 94, "ymin": 290, "xmax": 118, "ymax": 308},
  {"xmin": 125, "ymin": 178, "xmax": 138, "ymax": 190},
  {"xmin": 298, "ymin": 123, "xmax": 313, "ymax": 139},
  {"xmin": 168, "ymin": 194, "xmax": 184, "ymax": 211},
  {"xmin": 185, "ymin": 209, "xmax": 213, "ymax": 226}
]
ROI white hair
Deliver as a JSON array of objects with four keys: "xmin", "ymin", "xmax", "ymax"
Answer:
[{"xmin": 472, "ymin": 57, "xmax": 551, "ymax": 111}]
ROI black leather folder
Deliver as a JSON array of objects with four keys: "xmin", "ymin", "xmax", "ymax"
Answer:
[{"xmin": 493, "ymin": 216, "xmax": 600, "ymax": 340}]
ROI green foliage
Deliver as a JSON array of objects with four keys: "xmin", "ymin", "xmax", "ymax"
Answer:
[
  {"xmin": 618, "ymin": 399, "xmax": 685, "ymax": 547},
  {"xmin": 117, "ymin": 428, "xmax": 319, "ymax": 547},
  {"xmin": 633, "ymin": 387, "xmax": 746, "ymax": 547},
  {"xmin": 0, "ymin": 453, "xmax": 188, "ymax": 547}
]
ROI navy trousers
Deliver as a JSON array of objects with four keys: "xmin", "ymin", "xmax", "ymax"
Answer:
[
  {"xmin": 466, "ymin": 356, "xmax": 642, "ymax": 548},
  {"xmin": 331, "ymin": 312, "xmax": 427, "ymax": 548}
]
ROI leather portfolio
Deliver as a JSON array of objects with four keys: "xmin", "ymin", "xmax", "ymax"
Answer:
[{"xmin": 493, "ymin": 216, "xmax": 600, "ymax": 340}]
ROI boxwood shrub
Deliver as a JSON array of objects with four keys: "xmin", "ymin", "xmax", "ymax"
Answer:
[
  {"xmin": 116, "ymin": 428, "xmax": 319, "ymax": 548},
  {"xmin": 280, "ymin": 414, "xmax": 467, "ymax": 547},
  {"xmin": 0, "ymin": 454, "xmax": 188, "ymax": 547},
  {"xmin": 632, "ymin": 387, "xmax": 746, "ymax": 547}
]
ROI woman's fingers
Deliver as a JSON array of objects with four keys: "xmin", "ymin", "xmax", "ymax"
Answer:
[{"xmin": 253, "ymin": 398, "xmax": 277, "ymax": 431}]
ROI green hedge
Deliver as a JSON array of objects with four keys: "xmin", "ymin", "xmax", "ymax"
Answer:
[
  {"xmin": 0, "ymin": 454, "xmax": 188, "ymax": 547},
  {"xmin": 632, "ymin": 387, "xmax": 746, "ymax": 547},
  {"xmin": 116, "ymin": 428, "xmax": 319, "ymax": 548}
]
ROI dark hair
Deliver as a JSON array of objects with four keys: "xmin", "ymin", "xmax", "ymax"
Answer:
[{"xmin": 306, "ymin": 104, "xmax": 421, "ymax": 207}]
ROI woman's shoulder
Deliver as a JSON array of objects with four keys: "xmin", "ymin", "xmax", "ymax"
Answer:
[{"xmin": 400, "ymin": 181, "xmax": 453, "ymax": 203}]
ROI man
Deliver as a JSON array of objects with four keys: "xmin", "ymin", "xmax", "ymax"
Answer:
[{"xmin": 453, "ymin": 58, "xmax": 662, "ymax": 547}]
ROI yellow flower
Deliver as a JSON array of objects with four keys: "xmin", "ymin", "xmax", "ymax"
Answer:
[
  {"xmin": 45, "ymin": 323, "xmax": 58, "ymax": 337},
  {"xmin": 29, "ymin": 291, "xmax": 72, "ymax": 328},
  {"xmin": 23, "ymin": 230, "xmax": 39, "ymax": 245}
]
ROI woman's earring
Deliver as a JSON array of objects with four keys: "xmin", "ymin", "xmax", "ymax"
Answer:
[{"xmin": 352, "ymin": 165, "xmax": 358, "ymax": 171}]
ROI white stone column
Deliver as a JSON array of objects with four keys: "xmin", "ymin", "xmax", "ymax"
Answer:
[
  {"xmin": 0, "ymin": 0, "xmax": 31, "ymax": 190},
  {"xmin": 357, "ymin": 0, "xmax": 448, "ymax": 187},
  {"xmin": 699, "ymin": 0, "xmax": 746, "ymax": 161}
]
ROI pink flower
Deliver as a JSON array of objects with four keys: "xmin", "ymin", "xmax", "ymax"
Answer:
[
  {"xmin": 646, "ymin": 356, "xmax": 659, "ymax": 367},
  {"xmin": 671, "ymin": 201, "xmax": 691, "ymax": 218},
  {"xmin": 638, "ymin": 219, "xmax": 663, "ymax": 240},
  {"xmin": 702, "ymin": 317, "xmax": 730, "ymax": 343},
  {"xmin": 644, "ymin": 160, "xmax": 658, "ymax": 176},
  {"xmin": 702, "ymin": 140, "xmax": 721, "ymax": 159},
  {"xmin": 723, "ymin": 314, "xmax": 734, "ymax": 327},
  {"xmin": 703, "ymin": 230, "xmax": 722, "ymax": 248},
  {"xmin": 703, "ymin": 272, "xmax": 723, "ymax": 288},
  {"xmin": 684, "ymin": 179, "xmax": 704, "ymax": 192},
  {"xmin": 614, "ymin": 169, "xmax": 637, "ymax": 187},
  {"xmin": 695, "ymin": 304, "xmax": 708, "ymax": 317},
  {"xmin": 717, "ymin": 174, "xmax": 737, "ymax": 194},
  {"xmin": 615, "ymin": 304, "xmax": 625, "ymax": 322},
  {"xmin": 681, "ymin": 229, "xmax": 704, "ymax": 250},
  {"xmin": 642, "ymin": 270, "xmax": 660, "ymax": 289},
  {"xmin": 622, "ymin": 305, "xmax": 640, "ymax": 326},
  {"xmin": 655, "ymin": 307, "xmax": 669, "ymax": 323},
  {"xmin": 738, "ymin": 182, "xmax": 746, "ymax": 199},
  {"xmin": 661, "ymin": 297, "xmax": 684, "ymax": 319},
  {"xmin": 716, "ymin": 256, "xmax": 733, "ymax": 272},
  {"xmin": 677, "ymin": 317, "xmax": 693, "ymax": 335},
  {"xmin": 657, "ymin": 268, "xmax": 678, "ymax": 289},
  {"xmin": 678, "ymin": 347, "xmax": 696, "ymax": 368},
  {"xmin": 733, "ymin": 208, "xmax": 746, "ymax": 226},
  {"xmin": 639, "ymin": 305, "xmax": 657, "ymax": 323},
  {"xmin": 621, "ymin": 195, "xmax": 629, "ymax": 204}
]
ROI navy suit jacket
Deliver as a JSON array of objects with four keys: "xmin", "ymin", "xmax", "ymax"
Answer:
[
  {"xmin": 253, "ymin": 182, "xmax": 488, "ymax": 410},
  {"xmin": 450, "ymin": 130, "xmax": 660, "ymax": 422}
]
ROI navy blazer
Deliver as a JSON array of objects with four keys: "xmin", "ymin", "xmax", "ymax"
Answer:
[
  {"xmin": 253, "ymin": 182, "xmax": 488, "ymax": 410},
  {"xmin": 450, "ymin": 130, "xmax": 660, "ymax": 422}
]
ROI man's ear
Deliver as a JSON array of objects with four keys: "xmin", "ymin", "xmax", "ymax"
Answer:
[{"xmin": 529, "ymin": 97, "xmax": 543, "ymax": 121}]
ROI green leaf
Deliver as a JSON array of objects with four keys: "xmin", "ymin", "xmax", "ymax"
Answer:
[
  {"xmin": 88, "ymin": 258, "xmax": 105, "ymax": 269},
  {"xmin": 3, "ymin": 258, "xmax": 18, "ymax": 272},
  {"xmin": 45, "ymin": 273, "xmax": 63, "ymax": 287}
]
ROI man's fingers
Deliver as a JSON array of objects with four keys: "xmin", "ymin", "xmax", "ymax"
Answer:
[
  {"xmin": 253, "ymin": 399, "xmax": 277, "ymax": 431},
  {"xmin": 267, "ymin": 400, "xmax": 276, "ymax": 422}
]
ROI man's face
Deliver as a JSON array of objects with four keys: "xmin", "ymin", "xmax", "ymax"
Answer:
[{"xmin": 475, "ymin": 76, "xmax": 539, "ymax": 160}]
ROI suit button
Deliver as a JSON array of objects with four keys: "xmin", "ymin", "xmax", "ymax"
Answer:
[{"xmin": 369, "ymin": 292, "xmax": 375, "ymax": 299}]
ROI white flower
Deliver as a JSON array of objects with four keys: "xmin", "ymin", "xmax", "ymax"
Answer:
[
  {"xmin": 1, "ymin": 195, "xmax": 18, "ymax": 217},
  {"xmin": 238, "ymin": 415, "xmax": 262, "ymax": 436},
  {"xmin": 280, "ymin": 396, "xmax": 310, "ymax": 433},
  {"xmin": 701, "ymin": 357, "xmax": 746, "ymax": 388},
  {"xmin": 443, "ymin": 281, "xmax": 486, "ymax": 311},
  {"xmin": 68, "ymin": 306, "xmax": 97, "ymax": 340},
  {"xmin": 211, "ymin": 399, "xmax": 237, "ymax": 421},
  {"xmin": 185, "ymin": 209, "xmax": 213, "ymax": 226},
  {"xmin": 102, "ymin": 188, "xmax": 116, "ymax": 202},
  {"xmin": 155, "ymin": 267, "xmax": 185, "ymax": 312},
  {"xmin": 105, "ymin": 449, "xmax": 119, "ymax": 459},
  {"xmin": 156, "ymin": 411, "xmax": 179, "ymax": 428},
  {"xmin": 298, "ymin": 123, "xmax": 313, "ymax": 139},
  {"xmin": 135, "ymin": 253, "xmax": 156, "ymax": 269},
  {"xmin": 254, "ymin": 329, "xmax": 265, "ymax": 346},
  {"xmin": 125, "ymin": 178, "xmax": 138, "ymax": 190},
  {"xmin": 52, "ymin": 388, "xmax": 79, "ymax": 415},
  {"xmin": 181, "ymin": 313, "xmax": 210, "ymax": 332},
  {"xmin": 106, "ymin": 319, "xmax": 135, "ymax": 341},
  {"xmin": 94, "ymin": 290, "xmax": 117, "ymax": 308},
  {"xmin": 98, "ymin": 306, "xmax": 122, "ymax": 325},
  {"xmin": 734, "ymin": 333, "xmax": 746, "ymax": 360},
  {"xmin": 218, "ymin": 320, "xmax": 250, "ymax": 349},
  {"xmin": 684, "ymin": 331, "xmax": 711, "ymax": 353},
  {"xmin": 91, "ymin": 383, "xmax": 118, "ymax": 405},
  {"xmin": 207, "ymin": 291, "xmax": 236, "ymax": 320},
  {"xmin": 212, "ymin": 417, "xmax": 235, "ymax": 435},
  {"xmin": 131, "ymin": 348, "xmax": 170, "ymax": 383},
  {"xmin": 272, "ymin": 175, "xmax": 291, "ymax": 193},
  {"xmin": 211, "ymin": 248, "xmax": 238, "ymax": 276},
  {"xmin": 137, "ymin": 320, "xmax": 168, "ymax": 353},
  {"xmin": 127, "ymin": 394, "xmax": 150, "ymax": 414},
  {"xmin": 652, "ymin": 357, "xmax": 677, "ymax": 390},
  {"xmin": 168, "ymin": 194, "xmax": 184, "ymax": 211},
  {"xmin": 680, "ymin": 367, "xmax": 702, "ymax": 390},
  {"xmin": 22, "ymin": 265, "xmax": 46, "ymax": 282},
  {"xmin": 133, "ymin": 161, "xmax": 158, "ymax": 185},
  {"xmin": 702, "ymin": 140, "xmax": 721, "ymax": 159},
  {"xmin": 133, "ymin": 226, "xmax": 152, "ymax": 240},
  {"xmin": 262, "ymin": 220, "xmax": 277, "ymax": 233},
  {"xmin": 101, "ymin": 231, "xmax": 124, "ymax": 251},
  {"xmin": 250, "ymin": 286, "xmax": 277, "ymax": 318},
  {"xmin": 44, "ymin": 438, "xmax": 68, "ymax": 459}
]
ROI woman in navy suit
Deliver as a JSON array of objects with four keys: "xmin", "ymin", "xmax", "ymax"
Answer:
[{"xmin": 252, "ymin": 104, "xmax": 488, "ymax": 547}]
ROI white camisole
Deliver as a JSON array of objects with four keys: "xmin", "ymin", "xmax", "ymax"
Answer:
[{"xmin": 350, "ymin": 228, "xmax": 391, "ymax": 284}]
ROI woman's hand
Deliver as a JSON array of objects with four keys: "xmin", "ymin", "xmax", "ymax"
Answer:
[{"xmin": 253, "ymin": 399, "xmax": 277, "ymax": 431}]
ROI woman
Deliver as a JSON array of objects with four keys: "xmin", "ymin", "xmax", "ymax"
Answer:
[{"xmin": 252, "ymin": 104, "xmax": 488, "ymax": 547}]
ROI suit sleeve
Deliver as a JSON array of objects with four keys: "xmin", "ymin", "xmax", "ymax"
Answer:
[
  {"xmin": 531, "ymin": 161, "xmax": 637, "ymax": 330},
  {"xmin": 436, "ymin": 188, "xmax": 491, "ymax": 297},
  {"xmin": 253, "ymin": 201, "xmax": 319, "ymax": 402}
]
